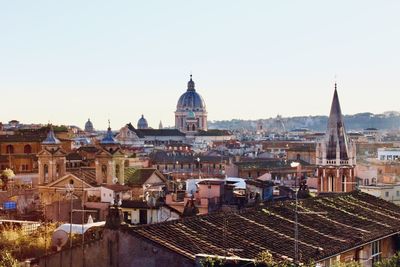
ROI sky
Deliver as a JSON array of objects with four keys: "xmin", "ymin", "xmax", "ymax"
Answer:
[{"xmin": 1, "ymin": 1, "xmax": 399, "ymax": 130}]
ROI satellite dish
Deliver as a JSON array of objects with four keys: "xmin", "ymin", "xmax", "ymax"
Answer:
[
  {"xmin": 51, "ymin": 230, "xmax": 68, "ymax": 251},
  {"xmin": 178, "ymin": 183, "xmax": 183, "ymax": 190},
  {"xmin": 112, "ymin": 177, "xmax": 118, "ymax": 184}
]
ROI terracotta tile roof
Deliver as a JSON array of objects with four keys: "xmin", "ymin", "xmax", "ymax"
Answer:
[
  {"xmin": 66, "ymin": 152, "xmax": 83, "ymax": 161},
  {"xmin": 68, "ymin": 167, "xmax": 97, "ymax": 186},
  {"xmin": 125, "ymin": 168, "xmax": 166, "ymax": 186},
  {"xmin": 128, "ymin": 191, "xmax": 400, "ymax": 264},
  {"xmin": 77, "ymin": 146, "xmax": 99, "ymax": 153},
  {"xmin": 103, "ymin": 184, "xmax": 131, "ymax": 192}
]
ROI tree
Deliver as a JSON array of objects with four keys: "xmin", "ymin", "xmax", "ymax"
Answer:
[
  {"xmin": 0, "ymin": 169, "xmax": 15, "ymax": 191},
  {"xmin": 255, "ymin": 250, "xmax": 293, "ymax": 267},
  {"xmin": 330, "ymin": 261, "xmax": 361, "ymax": 267},
  {"xmin": 374, "ymin": 252, "xmax": 400, "ymax": 267},
  {"xmin": 0, "ymin": 250, "xmax": 18, "ymax": 267}
]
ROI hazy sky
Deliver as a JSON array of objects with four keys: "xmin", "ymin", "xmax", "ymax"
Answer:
[{"xmin": 1, "ymin": 1, "xmax": 399, "ymax": 130}]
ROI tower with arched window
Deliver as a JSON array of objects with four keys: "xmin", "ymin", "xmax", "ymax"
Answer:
[
  {"xmin": 95, "ymin": 124, "xmax": 126, "ymax": 185},
  {"xmin": 37, "ymin": 126, "xmax": 67, "ymax": 184},
  {"xmin": 316, "ymin": 84, "xmax": 356, "ymax": 193}
]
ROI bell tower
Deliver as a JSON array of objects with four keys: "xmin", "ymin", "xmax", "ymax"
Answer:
[
  {"xmin": 316, "ymin": 84, "xmax": 356, "ymax": 192},
  {"xmin": 95, "ymin": 122, "xmax": 126, "ymax": 185},
  {"xmin": 37, "ymin": 125, "xmax": 67, "ymax": 184}
]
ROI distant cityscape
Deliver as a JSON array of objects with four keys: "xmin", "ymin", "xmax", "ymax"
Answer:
[
  {"xmin": 0, "ymin": 76, "xmax": 400, "ymax": 267},
  {"xmin": 210, "ymin": 111, "xmax": 400, "ymax": 132}
]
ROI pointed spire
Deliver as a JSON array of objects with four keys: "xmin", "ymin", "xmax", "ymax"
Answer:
[
  {"xmin": 159, "ymin": 120, "xmax": 163, "ymax": 129},
  {"xmin": 329, "ymin": 84, "xmax": 342, "ymax": 120},
  {"xmin": 325, "ymin": 83, "xmax": 349, "ymax": 160},
  {"xmin": 42, "ymin": 124, "xmax": 61, "ymax": 145}
]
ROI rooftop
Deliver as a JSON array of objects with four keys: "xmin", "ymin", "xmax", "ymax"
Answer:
[
  {"xmin": 125, "ymin": 168, "xmax": 166, "ymax": 186},
  {"xmin": 235, "ymin": 159, "xmax": 311, "ymax": 170},
  {"xmin": 128, "ymin": 191, "xmax": 400, "ymax": 264}
]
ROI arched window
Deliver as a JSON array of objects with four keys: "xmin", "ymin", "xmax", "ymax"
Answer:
[
  {"xmin": 342, "ymin": 175, "xmax": 346, "ymax": 192},
  {"xmin": 115, "ymin": 164, "xmax": 120, "ymax": 179},
  {"xmin": 6, "ymin": 145, "xmax": 14, "ymax": 154},
  {"xmin": 24, "ymin": 145, "xmax": 32, "ymax": 154},
  {"xmin": 328, "ymin": 175, "xmax": 334, "ymax": 192},
  {"xmin": 44, "ymin": 164, "xmax": 49, "ymax": 183},
  {"xmin": 56, "ymin": 164, "xmax": 60, "ymax": 179},
  {"xmin": 187, "ymin": 125, "xmax": 190, "ymax": 132},
  {"xmin": 101, "ymin": 165, "xmax": 107, "ymax": 183},
  {"xmin": 192, "ymin": 125, "xmax": 196, "ymax": 131}
]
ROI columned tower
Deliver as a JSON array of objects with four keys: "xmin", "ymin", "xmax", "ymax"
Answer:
[{"xmin": 316, "ymin": 84, "xmax": 356, "ymax": 193}]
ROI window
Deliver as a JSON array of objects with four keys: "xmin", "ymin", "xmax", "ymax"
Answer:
[
  {"xmin": 56, "ymin": 164, "xmax": 60, "ymax": 178},
  {"xmin": 115, "ymin": 164, "xmax": 120, "ymax": 179},
  {"xmin": 6, "ymin": 145, "xmax": 14, "ymax": 154},
  {"xmin": 342, "ymin": 175, "xmax": 346, "ymax": 192},
  {"xmin": 24, "ymin": 145, "xmax": 32, "ymax": 154},
  {"xmin": 371, "ymin": 241, "xmax": 381, "ymax": 264},
  {"xmin": 328, "ymin": 176, "xmax": 334, "ymax": 192},
  {"xmin": 101, "ymin": 165, "xmax": 107, "ymax": 183},
  {"xmin": 385, "ymin": 192, "xmax": 389, "ymax": 198},
  {"xmin": 44, "ymin": 164, "xmax": 49, "ymax": 182},
  {"xmin": 397, "ymin": 191, "xmax": 400, "ymax": 197}
]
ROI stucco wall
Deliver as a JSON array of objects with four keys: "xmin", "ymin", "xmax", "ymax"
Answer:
[{"xmin": 37, "ymin": 228, "xmax": 194, "ymax": 267}]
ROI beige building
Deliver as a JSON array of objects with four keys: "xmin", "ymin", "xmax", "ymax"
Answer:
[{"xmin": 359, "ymin": 184, "xmax": 400, "ymax": 205}]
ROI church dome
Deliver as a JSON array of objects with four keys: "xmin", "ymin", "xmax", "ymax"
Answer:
[
  {"xmin": 137, "ymin": 115, "xmax": 149, "ymax": 129},
  {"xmin": 101, "ymin": 125, "xmax": 118, "ymax": 145},
  {"xmin": 85, "ymin": 119, "xmax": 94, "ymax": 132},
  {"xmin": 176, "ymin": 75, "xmax": 206, "ymax": 112}
]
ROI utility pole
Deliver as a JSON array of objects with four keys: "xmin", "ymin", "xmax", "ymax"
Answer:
[{"xmin": 65, "ymin": 183, "xmax": 74, "ymax": 267}]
